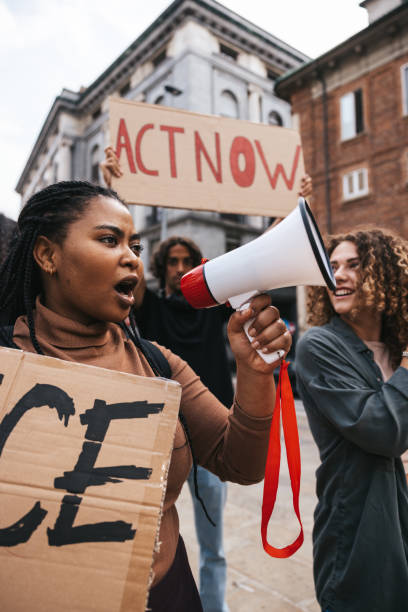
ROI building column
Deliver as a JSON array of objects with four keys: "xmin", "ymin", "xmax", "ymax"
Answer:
[
  {"xmin": 296, "ymin": 285, "xmax": 308, "ymax": 337},
  {"xmin": 57, "ymin": 137, "xmax": 74, "ymax": 181},
  {"xmin": 247, "ymin": 84, "xmax": 262, "ymax": 123}
]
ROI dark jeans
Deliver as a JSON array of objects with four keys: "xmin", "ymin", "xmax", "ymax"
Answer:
[{"xmin": 147, "ymin": 536, "xmax": 203, "ymax": 612}]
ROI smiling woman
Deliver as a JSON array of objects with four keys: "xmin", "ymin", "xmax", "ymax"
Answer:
[
  {"xmin": 0, "ymin": 180, "xmax": 291, "ymax": 612},
  {"xmin": 296, "ymin": 227, "xmax": 408, "ymax": 612}
]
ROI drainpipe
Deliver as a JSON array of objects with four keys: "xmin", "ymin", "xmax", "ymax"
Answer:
[{"xmin": 319, "ymin": 70, "xmax": 332, "ymax": 234}]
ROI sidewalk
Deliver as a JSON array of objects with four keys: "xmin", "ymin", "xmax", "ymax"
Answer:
[{"xmin": 176, "ymin": 403, "xmax": 320, "ymax": 611}]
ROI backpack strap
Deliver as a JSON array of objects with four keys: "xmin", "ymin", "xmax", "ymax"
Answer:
[
  {"xmin": 125, "ymin": 324, "xmax": 215, "ymax": 525},
  {"xmin": 0, "ymin": 320, "xmax": 214, "ymax": 525},
  {"xmin": 0, "ymin": 325, "xmax": 18, "ymax": 349},
  {"xmin": 139, "ymin": 337, "xmax": 172, "ymax": 379}
]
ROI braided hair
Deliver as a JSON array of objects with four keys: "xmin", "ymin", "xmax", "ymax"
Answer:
[{"xmin": 0, "ymin": 180, "xmax": 126, "ymax": 354}]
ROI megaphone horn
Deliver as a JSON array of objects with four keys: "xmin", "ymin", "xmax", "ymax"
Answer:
[{"xmin": 181, "ymin": 198, "xmax": 336, "ymax": 363}]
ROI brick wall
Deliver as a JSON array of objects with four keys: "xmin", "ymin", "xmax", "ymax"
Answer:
[{"xmin": 291, "ymin": 51, "xmax": 408, "ymax": 239}]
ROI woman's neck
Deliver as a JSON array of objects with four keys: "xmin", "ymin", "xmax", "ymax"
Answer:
[{"xmin": 340, "ymin": 309, "xmax": 382, "ymax": 342}]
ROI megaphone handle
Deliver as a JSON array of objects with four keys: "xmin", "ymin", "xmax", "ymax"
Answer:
[{"xmin": 240, "ymin": 308, "xmax": 285, "ymax": 365}]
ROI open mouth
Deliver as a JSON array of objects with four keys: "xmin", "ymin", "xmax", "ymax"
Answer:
[
  {"xmin": 114, "ymin": 278, "xmax": 137, "ymax": 301},
  {"xmin": 334, "ymin": 288, "xmax": 354, "ymax": 297}
]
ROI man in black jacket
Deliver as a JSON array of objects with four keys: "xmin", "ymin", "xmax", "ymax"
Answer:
[{"xmin": 134, "ymin": 235, "xmax": 233, "ymax": 612}]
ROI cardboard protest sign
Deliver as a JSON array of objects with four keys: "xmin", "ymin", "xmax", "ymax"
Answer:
[
  {"xmin": 0, "ymin": 347, "xmax": 181, "ymax": 612},
  {"xmin": 109, "ymin": 97, "xmax": 305, "ymax": 217}
]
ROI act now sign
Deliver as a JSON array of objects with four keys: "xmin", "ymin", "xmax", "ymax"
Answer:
[{"xmin": 109, "ymin": 98, "xmax": 305, "ymax": 217}]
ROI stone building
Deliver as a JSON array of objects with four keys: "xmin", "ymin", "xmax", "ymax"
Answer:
[
  {"xmin": 16, "ymin": 0, "xmax": 308, "ymax": 277},
  {"xmin": 276, "ymin": 0, "xmax": 408, "ymax": 239}
]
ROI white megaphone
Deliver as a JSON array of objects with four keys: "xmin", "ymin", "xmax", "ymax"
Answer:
[{"xmin": 181, "ymin": 198, "xmax": 336, "ymax": 363}]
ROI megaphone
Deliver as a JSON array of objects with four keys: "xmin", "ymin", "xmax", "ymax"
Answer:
[{"xmin": 181, "ymin": 198, "xmax": 336, "ymax": 363}]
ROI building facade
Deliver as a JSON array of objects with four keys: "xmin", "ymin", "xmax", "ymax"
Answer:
[
  {"xmin": 16, "ymin": 0, "xmax": 308, "ymax": 276},
  {"xmin": 276, "ymin": 0, "xmax": 408, "ymax": 240}
]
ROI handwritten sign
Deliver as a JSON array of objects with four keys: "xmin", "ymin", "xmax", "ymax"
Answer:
[
  {"xmin": 0, "ymin": 347, "xmax": 181, "ymax": 612},
  {"xmin": 109, "ymin": 98, "xmax": 305, "ymax": 217}
]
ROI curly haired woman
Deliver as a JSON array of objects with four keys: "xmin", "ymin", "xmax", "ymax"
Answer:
[{"xmin": 296, "ymin": 228, "xmax": 408, "ymax": 612}]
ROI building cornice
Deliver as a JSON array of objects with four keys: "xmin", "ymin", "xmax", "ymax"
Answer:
[
  {"xmin": 139, "ymin": 210, "xmax": 262, "ymax": 239},
  {"xmin": 275, "ymin": 3, "xmax": 408, "ymax": 100},
  {"xmin": 77, "ymin": 0, "xmax": 309, "ymax": 114},
  {"xmin": 16, "ymin": 91, "xmax": 79, "ymax": 193}
]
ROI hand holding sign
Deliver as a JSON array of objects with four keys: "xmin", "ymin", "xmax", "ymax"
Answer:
[{"xmin": 108, "ymin": 98, "xmax": 306, "ymax": 218}]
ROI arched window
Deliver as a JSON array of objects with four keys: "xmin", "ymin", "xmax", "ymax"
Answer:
[
  {"xmin": 91, "ymin": 144, "xmax": 100, "ymax": 184},
  {"xmin": 268, "ymin": 110, "xmax": 283, "ymax": 126},
  {"xmin": 219, "ymin": 90, "xmax": 239, "ymax": 119}
]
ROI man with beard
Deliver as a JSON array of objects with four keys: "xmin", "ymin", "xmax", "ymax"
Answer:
[{"xmin": 133, "ymin": 235, "xmax": 233, "ymax": 612}]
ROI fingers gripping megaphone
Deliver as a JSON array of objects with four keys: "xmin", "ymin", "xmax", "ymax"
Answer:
[{"xmin": 180, "ymin": 198, "xmax": 336, "ymax": 363}]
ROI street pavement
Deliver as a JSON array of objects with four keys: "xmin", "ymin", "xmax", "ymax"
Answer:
[{"xmin": 176, "ymin": 400, "xmax": 321, "ymax": 611}]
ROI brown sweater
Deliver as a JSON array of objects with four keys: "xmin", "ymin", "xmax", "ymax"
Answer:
[{"xmin": 13, "ymin": 299, "xmax": 272, "ymax": 584}]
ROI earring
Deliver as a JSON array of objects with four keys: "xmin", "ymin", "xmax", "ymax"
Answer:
[{"xmin": 47, "ymin": 266, "xmax": 55, "ymax": 276}]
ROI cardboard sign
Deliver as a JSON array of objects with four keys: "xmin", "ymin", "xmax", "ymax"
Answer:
[
  {"xmin": 109, "ymin": 98, "xmax": 305, "ymax": 217},
  {"xmin": 0, "ymin": 347, "xmax": 181, "ymax": 612}
]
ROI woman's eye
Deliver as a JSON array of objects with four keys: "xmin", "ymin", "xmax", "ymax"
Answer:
[
  {"xmin": 131, "ymin": 243, "xmax": 144, "ymax": 256},
  {"xmin": 100, "ymin": 235, "xmax": 117, "ymax": 246}
]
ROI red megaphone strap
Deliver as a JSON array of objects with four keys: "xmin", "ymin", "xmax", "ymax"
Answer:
[{"xmin": 261, "ymin": 361, "xmax": 304, "ymax": 558}]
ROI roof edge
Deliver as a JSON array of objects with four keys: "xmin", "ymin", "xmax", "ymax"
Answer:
[{"xmin": 275, "ymin": 2, "xmax": 408, "ymax": 99}]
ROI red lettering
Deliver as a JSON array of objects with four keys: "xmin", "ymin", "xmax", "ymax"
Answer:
[
  {"xmin": 135, "ymin": 124, "xmax": 158, "ymax": 176},
  {"xmin": 115, "ymin": 118, "xmax": 136, "ymax": 174},
  {"xmin": 229, "ymin": 136, "xmax": 256, "ymax": 188},
  {"xmin": 195, "ymin": 131, "xmax": 222, "ymax": 183},
  {"xmin": 255, "ymin": 142, "xmax": 301, "ymax": 190},
  {"xmin": 160, "ymin": 125, "xmax": 185, "ymax": 178}
]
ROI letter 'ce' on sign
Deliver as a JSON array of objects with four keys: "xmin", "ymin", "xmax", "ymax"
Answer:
[
  {"xmin": 0, "ymin": 347, "xmax": 181, "ymax": 612},
  {"xmin": 109, "ymin": 98, "xmax": 305, "ymax": 217}
]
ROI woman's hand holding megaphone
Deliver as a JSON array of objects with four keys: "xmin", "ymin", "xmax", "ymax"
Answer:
[{"xmin": 227, "ymin": 293, "xmax": 291, "ymax": 374}]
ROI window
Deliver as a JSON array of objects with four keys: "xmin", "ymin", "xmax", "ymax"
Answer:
[
  {"xmin": 342, "ymin": 168, "xmax": 368, "ymax": 201},
  {"xmin": 91, "ymin": 144, "xmax": 100, "ymax": 184},
  {"xmin": 154, "ymin": 95, "xmax": 165, "ymax": 106},
  {"xmin": 221, "ymin": 213, "xmax": 244, "ymax": 224},
  {"xmin": 340, "ymin": 89, "xmax": 364, "ymax": 140},
  {"xmin": 401, "ymin": 64, "xmax": 408, "ymax": 115},
  {"xmin": 153, "ymin": 49, "xmax": 167, "ymax": 68},
  {"xmin": 268, "ymin": 110, "xmax": 283, "ymax": 126},
  {"xmin": 53, "ymin": 162, "xmax": 58, "ymax": 183},
  {"xmin": 219, "ymin": 43, "xmax": 238, "ymax": 61},
  {"xmin": 92, "ymin": 107, "xmax": 101, "ymax": 121},
  {"xmin": 146, "ymin": 206, "xmax": 162, "ymax": 226},
  {"xmin": 120, "ymin": 81, "xmax": 130, "ymax": 97},
  {"xmin": 219, "ymin": 90, "xmax": 239, "ymax": 118},
  {"xmin": 267, "ymin": 69, "xmax": 279, "ymax": 81},
  {"xmin": 225, "ymin": 229, "xmax": 241, "ymax": 252}
]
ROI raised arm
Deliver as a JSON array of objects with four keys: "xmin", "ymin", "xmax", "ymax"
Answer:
[{"xmin": 100, "ymin": 146, "xmax": 122, "ymax": 187}]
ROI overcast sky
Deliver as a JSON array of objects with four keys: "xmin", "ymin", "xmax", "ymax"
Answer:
[{"xmin": 0, "ymin": 0, "xmax": 368, "ymax": 219}]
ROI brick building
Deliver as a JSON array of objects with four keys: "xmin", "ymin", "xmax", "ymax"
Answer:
[{"xmin": 276, "ymin": 0, "xmax": 408, "ymax": 239}]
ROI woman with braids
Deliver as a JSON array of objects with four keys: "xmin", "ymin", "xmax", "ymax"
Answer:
[
  {"xmin": 296, "ymin": 228, "xmax": 408, "ymax": 612},
  {"xmin": 0, "ymin": 180, "xmax": 290, "ymax": 612}
]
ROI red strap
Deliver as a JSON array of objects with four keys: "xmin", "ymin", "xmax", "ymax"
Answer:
[{"xmin": 261, "ymin": 360, "xmax": 304, "ymax": 558}]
